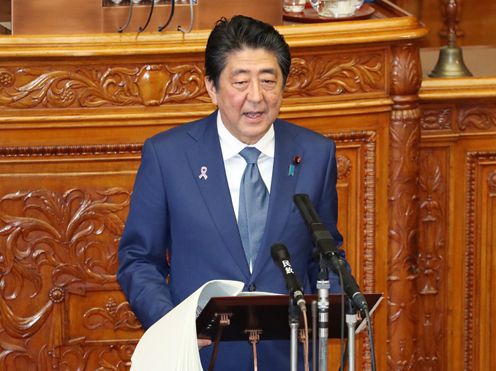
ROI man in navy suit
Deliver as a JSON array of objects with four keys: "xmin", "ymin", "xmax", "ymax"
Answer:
[{"xmin": 118, "ymin": 15, "xmax": 343, "ymax": 370}]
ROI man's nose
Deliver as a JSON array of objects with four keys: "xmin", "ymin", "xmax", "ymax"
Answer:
[{"xmin": 247, "ymin": 80, "xmax": 263, "ymax": 102}]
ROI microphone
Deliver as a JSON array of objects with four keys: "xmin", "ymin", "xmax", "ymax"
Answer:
[
  {"xmin": 271, "ymin": 243, "xmax": 307, "ymax": 312},
  {"xmin": 293, "ymin": 193, "xmax": 368, "ymax": 312}
]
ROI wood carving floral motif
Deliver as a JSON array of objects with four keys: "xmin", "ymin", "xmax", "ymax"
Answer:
[
  {"xmin": 489, "ymin": 170, "xmax": 496, "ymax": 193},
  {"xmin": 0, "ymin": 53, "xmax": 385, "ymax": 109},
  {"xmin": 464, "ymin": 152, "xmax": 496, "ymax": 371},
  {"xmin": 388, "ymin": 43, "xmax": 422, "ymax": 371},
  {"xmin": 0, "ymin": 188, "xmax": 133, "ymax": 369},
  {"xmin": 327, "ymin": 131, "xmax": 377, "ymax": 292},
  {"xmin": 417, "ymin": 151, "xmax": 446, "ymax": 369},
  {"xmin": 390, "ymin": 45, "xmax": 421, "ymax": 97},
  {"xmin": 55, "ymin": 343, "xmax": 134, "ymax": 370},
  {"xmin": 284, "ymin": 52, "xmax": 384, "ymax": 97},
  {"xmin": 327, "ymin": 131, "xmax": 377, "ymax": 370},
  {"xmin": 336, "ymin": 154, "xmax": 352, "ymax": 180},
  {"xmin": 458, "ymin": 105, "xmax": 496, "ymax": 130},
  {"xmin": 83, "ymin": 297, "xmax": 141, "ymax": 331},
  {"xmin": 421, "ymin": 107, "xmax": 452, "ymax": 131},
  {"xmin": 0, "ymin": 64, "xmax": 209, "ymax": 109}
]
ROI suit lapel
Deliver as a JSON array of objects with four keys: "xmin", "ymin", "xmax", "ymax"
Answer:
[
  {"xmin": 185, "ymin": 113, "xmax": 250, "ymax": 280},
  {"xmin": 251, "ymin": 121, "xmax": 304, "ymax": 280}
]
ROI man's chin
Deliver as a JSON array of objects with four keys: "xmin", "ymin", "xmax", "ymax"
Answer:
[{"xmin": 238, "ymin": 127, "xmax": 272, "ymax": 144}]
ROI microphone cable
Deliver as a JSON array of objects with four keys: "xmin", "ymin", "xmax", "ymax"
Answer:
[
  {"xmin": 365, "ymin": 307, "xmax": 377, "ymax": 371},
  {"xmin": 117, "ymin": 0, "xmax": 135, "ymax": 33},
  {"xmin": 337, "ymin": 265, "xmax": 346, "ymax": 371},
  {"xmin": 177, "ymin": 0, "xmax": 194, "ymax": 33},
  {"xmin": 158, "ymin": 0, "xmax": 175, "ymax": 32},
  {"xmin": 302, "ymin": 306, "xmax": 310, "ymax": 371},
  {"xmin": 138, "ymin": 0, "xmax": 155, "ymax": 33}
]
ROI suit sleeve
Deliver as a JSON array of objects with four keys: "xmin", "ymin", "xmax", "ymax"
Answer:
[
  {"xmin": 117, "ymin": 139, "xmax": 174, "ymax": 329},
  {"xmin": 318, "ymin": 139, "xmax": 343, "ymax": 246}
]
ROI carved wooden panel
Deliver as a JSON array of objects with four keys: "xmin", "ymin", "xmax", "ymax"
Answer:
[
  {"xmin": 0, "ymin": 146, "xmax": 143, "ymax": 370},
  {"xmin": 324, "ymin": 129, "xmax": 379, "ymax": 371},
  {"xmin": 458, "ymin": 104, "xmax": 496, "ymax": 131},
  {"xmin": 465, "ymin": 153, "xmax": 496, "ymax": 371},
  {"xmin": 330, "ymin": 131, "xmax": 378, "ymax": 294},
  {"xmin": 0, "ymin": 63, "xmax": 209, "ymax": 109},
  {"xmin": 417, "ymin": 146, "xmax": 450, "ymax": 371},
  {"xmin": 285, "ymin": 48, "xmax": 387, "ymax": 100},
  {"xmin": 419, "ymin": 96, "xmax": 496, "ymax": 371},
  {"xmin": 421, "ymin": 105, "xmax": 454, "ymax": 131},
  {"xmin": 0, "ymin": 47, "xmax": 386, "ymax": 111},
  {"xmin": 388, "ymin": 43, "xmax": 422, "ymax": 371},
  {"xmin": 421, "ymin": 101, "xmax": 496, "ymax": 133}
]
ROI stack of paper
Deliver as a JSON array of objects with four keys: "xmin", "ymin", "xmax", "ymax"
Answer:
[{"xmin": 130, "ymin": 280, "xmax": 245, "ymax": 371}]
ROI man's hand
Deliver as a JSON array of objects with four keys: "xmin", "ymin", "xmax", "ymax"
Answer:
[{"xmin": 197, "ymin": 338, "xmax": 212, "ymax": 349}]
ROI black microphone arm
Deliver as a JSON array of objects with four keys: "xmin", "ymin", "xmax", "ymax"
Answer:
[
  {"xmin": 271, "ymin": 243, "xmax": 307, "ymax": 312},
  {"xmin": 293, "ymin": 193, "xmax": 368, "ymax": 313}
]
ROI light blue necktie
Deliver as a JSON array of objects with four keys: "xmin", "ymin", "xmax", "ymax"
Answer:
[{"xmin": 238, "ymin": 147, "xmax": 269, "ymax": 273}]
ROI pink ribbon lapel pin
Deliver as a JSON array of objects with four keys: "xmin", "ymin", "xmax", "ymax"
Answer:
[{"xmin": 199, "ymin": 166, "xmax": 208, "ymax": 180}]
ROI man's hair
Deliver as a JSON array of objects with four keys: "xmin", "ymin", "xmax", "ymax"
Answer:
[{"xmin": 205, "ymin": 15, "xmax": 291, "ymax": 89}]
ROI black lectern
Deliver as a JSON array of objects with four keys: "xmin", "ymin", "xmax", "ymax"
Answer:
[{"xmin": 196, "ymin": 293, "xmax": 382, "ymax": 370}]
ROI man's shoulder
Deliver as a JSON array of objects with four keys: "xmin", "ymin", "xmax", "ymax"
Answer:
[
  {"xmin": 275, "ymin": 119, "xmax": 333, "ymax": 145},
  {"xmin": 147, "ymin": 113, "xmax": 215, "ymax": 145}
]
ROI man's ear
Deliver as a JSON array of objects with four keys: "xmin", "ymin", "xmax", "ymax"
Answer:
[{"xmin": 205, "ymin": 77, "xmax": 218, "ymax": 105}]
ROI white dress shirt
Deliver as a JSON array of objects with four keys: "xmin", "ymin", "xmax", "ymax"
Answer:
[{"xmin": 216, "ymin": 112, "xmax": 275, "ymax": 221}]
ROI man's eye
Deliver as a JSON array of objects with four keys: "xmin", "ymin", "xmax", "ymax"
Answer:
[
  {"xmin": 233, "ymin": 81, "xmax": 248, "ymax": 87},
  {"xmin": 262, "ymin": 79, "xmax": 276, "ymax": 86}
]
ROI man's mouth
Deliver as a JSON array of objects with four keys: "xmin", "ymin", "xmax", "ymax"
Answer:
[{"xmin": 244, "ymin": 111, "xmax": 264, "ymax": 119}]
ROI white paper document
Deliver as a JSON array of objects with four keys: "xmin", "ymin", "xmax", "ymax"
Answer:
[
  {"xmin": 130, "ymin": 279, "xmax": 245, "ymax": 371},
  {"xmin": 355, "ymin": 295, "xmax": 383, "ymax": 333}
]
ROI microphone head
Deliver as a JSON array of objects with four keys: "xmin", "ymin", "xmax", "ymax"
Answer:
[
  {"xmin": 293, "ymin": 193, "xmax": 322, "ymax": 224},
  {"xmin": 271, "ymin": 243, "xmax": 290, "ymax": 263},
  {"xmin": 293, "ymin": 193, "xmax": 310, "ymax": 202}
]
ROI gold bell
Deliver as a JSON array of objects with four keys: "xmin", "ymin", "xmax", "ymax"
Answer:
[{"xmin": 429, "ymin": 0, "xmax": 472, "ymax": 78}]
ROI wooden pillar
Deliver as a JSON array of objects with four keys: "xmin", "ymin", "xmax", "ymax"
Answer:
[{"xmin": 387, "ymin": 43, "xmax": 422, "ymax": 370}]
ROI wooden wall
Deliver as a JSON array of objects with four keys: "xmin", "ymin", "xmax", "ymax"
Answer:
[
  {"xmin": 392, "ymin": 0, "xmax": 496, "ymax": 47},
  {"xmin": 0, "ymin": 0, "xmax": 9, "ymax": 22},
  {"xmin": 10, "ymin": 0, "xmax": 282, "ymax": 35},
  {"xmin": 1, "ymin": 2, "xmax": 495, "ymax": 369},
  {"xmin": 0, "ymin": 3, "xmax": 431, "ymax": 370},
  {"xmin": 418, "ymin": 78, "xmax": 496, "ymax": 370}
]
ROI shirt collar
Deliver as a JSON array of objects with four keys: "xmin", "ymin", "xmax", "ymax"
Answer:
[{"xmin": 216, "ymin": 111, "xmax": 275, "ymax": 160}]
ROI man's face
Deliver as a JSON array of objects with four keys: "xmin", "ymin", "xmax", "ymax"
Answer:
[{"xmin": 205, "ymin": 47, "xmax": 284, "ymax": 145}]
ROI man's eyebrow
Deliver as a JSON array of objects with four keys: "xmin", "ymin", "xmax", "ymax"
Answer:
[
  {"xmin": 230, "ymin": 68, "xmax": 278, "ymax": 77},
  {"xmin": 230, "ymin": 68, "xmax": 249, "ymax": 77},
  {"xmin": 259, "ymin": 68, "xmax": 278, "ymax": 75}
]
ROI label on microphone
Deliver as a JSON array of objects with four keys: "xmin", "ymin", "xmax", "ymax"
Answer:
[{"xmin": 282, "ymin": 260, "xmax": 295, "ymax": 274}]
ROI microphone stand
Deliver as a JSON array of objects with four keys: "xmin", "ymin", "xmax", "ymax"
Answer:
[
  {"xmin": 317, "ymin": 261, "xmax": 329, "ymax": 371},
  {"xmin": 345, "ymin": 298, "xmax": 358, "ymax": 371},
  {"xmin": 288, "ymin": 297, "xmax": 299, "ymax": 371}
]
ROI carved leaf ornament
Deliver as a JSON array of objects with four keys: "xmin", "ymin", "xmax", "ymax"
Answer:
[
  {"xmin": 0, "ymin": 54, "xmax": 384, "ymax": 109},
  {"xmin": 0, "ymin": 188, "xmax": 130, "ymax": 342},
  {"xmin": 285, "ymin": 55, "xmax": 383, "ymax": 96},
  {"xmin": 0, "ymin": 65, "xmax": 208, "ymax": 108}
]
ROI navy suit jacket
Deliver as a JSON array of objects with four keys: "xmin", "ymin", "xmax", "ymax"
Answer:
[{"xmin": 118, "ymin": 111, "xmax": 343, "ymax": 370}]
